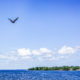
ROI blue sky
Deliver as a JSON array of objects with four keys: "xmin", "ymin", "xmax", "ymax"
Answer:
[{"xmin": 0, "ymin": 0, "xmax": 80, "ymax": 69}]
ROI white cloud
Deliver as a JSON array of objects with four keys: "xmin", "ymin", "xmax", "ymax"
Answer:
[
  {"xmin": 1, "ymin": 46, "xmax": 79, "ymax": 62},
  {"xmin": 17, "ymin": 48, "xmax": 52, "ymax": 56},
  {"xmin": 11, "ymin": 47, "xmax": 73, "ymax": 61},
  {"xmin": 32, "ymin": 50, "xmax": 41, "ymax": 55},
  {"xmin": 17, "ymin": 48, "xmax": 31, "ymax": 56},
  {"xmin": 40, "ymin": 48, "xmax": 51, "ymax": 53},
  {"xmin": 0, "ymin": 54, "xmax": 17, "ymax": 61},
  {"xmin": 32, "ymin": 48, "xmax": 52, "ymax": 56},
  {"xmin": 16, "ymin": 48, "xmax": 56, "ymax": 61},
  {"xmin": 58, "ymin": 46, "xmax": 77, "ymax": 54}
]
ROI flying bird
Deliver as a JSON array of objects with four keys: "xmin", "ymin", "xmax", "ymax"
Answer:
[{"xmin": 8, "ymin": 17, "xmax": 19, "ymax": 23}]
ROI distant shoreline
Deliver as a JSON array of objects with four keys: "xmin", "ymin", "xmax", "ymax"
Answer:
[{"xmin": 28, "ymin": 66, "xmax": 80, "ymax": 71}]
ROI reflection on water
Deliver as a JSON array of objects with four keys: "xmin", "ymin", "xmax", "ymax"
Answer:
[{"xmin": 0, "ymin": 70, "xmax": 80, "ymax": 80}]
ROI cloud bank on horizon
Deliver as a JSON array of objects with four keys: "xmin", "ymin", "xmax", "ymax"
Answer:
[{"xmin": 0, "ymin": 45, "xmax": 80, "ymax": 69}]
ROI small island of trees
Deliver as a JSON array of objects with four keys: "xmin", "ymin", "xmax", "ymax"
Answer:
[{"xmin": 28, "ymin": 66, "xmax": 80, "ymax": 71}]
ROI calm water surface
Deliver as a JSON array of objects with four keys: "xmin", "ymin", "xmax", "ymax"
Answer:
[{"xmin": 0, "ymin": 70, "xmax": 80, "ymax": 80}]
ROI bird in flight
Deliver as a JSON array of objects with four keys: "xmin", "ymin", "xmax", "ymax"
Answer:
[{"xmin": 8, "ymin": 17, "xmax": 19, "ymax": 23}]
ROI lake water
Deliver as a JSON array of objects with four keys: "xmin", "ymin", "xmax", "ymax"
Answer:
[{"xmin": 0, "ymin": 70, "xmax": 80, "ymax": 80}]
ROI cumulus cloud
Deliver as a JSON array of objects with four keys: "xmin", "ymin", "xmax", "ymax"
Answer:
[
  {"xmin": 0, "ymin": 48, "xmax": 54, "ymax": 61},
  {"xmin": 32, "ymin": 48, "xmax": 52, "ymax": 56},
  {"xmin": 17, "ymin": 48, "xmax": 31, "ymax": 56},
  {"xmin": 13, "ymin": 47, "xmax": 79, "ymax": 61},
  {"xmin": 32, "ymin": 50, "xmax": 41, "ymax": 55},
  {"xmin": 16, "ymin": 48, "xmax": 57, "ymax": 61},
  {"xmin": 17, "ymin": 48, "xmax": 52, "ymax": 56},
  {"xmin": 1, "ymin": 46, "xmax": 80, "ymax": 62},
  {"xmin": 58, "ymin": 46, "xmax": 80, "ymax": 54},
  {"xmin": 40, "ymin": 48, "xmax": 51, "ymax": 53}
]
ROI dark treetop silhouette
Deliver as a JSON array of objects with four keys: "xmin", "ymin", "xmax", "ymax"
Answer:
[{"xmin": 8, "ymin": 17, "xmax": 19, "ymax": 23}]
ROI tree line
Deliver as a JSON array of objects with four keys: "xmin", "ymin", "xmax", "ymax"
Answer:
[{"xmin": 28, "ymin": 66, "xmax": 80, "ymax": 71}]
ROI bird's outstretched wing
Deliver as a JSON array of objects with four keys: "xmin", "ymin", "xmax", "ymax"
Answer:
[
  {"xmin": 13, "ymin": 17, "xmax": 19, "ymax": 22},
  {"xmin": 8, "ymin": 18, "xmax": 14, "ymax": 23},
  {"xmin": 8, "ymin": 17, "xmax": 19, "ymax": 23}
]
